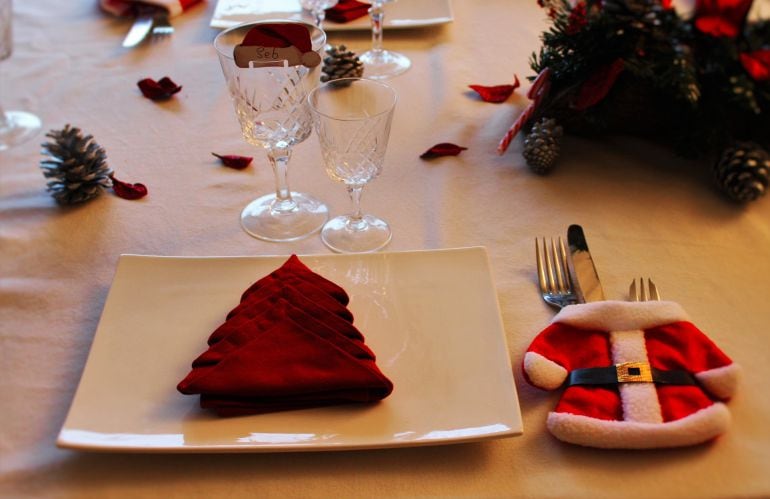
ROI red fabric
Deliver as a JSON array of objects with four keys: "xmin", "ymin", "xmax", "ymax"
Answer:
[
  {"xmin": 99, "ymin": 0, "xmax": 202, "ymax": 17},
  {"xmin": 241, "ymin": 24, "xmax": 313, "ymax": 52},
  {"xmin": 177, "ymin": 255, "xmax": 392, "ymax": 416},
  {"xmin": 524, "ymin": 317, "xmax": 734, "ymax": 423},
  {"xmin": 573, "ymin": 58, "xmax": 625, "ymax": 111},
  {"xmin": 239, "ymin": 254, "xmax": 349, "ymax": 305},
  {"xmin": 740, "ymin": 50, "xmax": 770, "ymax": 81},
  {"xmin": 694, "ymin": 0, "xmax": 753, "ymax": 37},
  {"xmin": 325, "ymin": 0, "xmax": 370, "ymax": 23}
]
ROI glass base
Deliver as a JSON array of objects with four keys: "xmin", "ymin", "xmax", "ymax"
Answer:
[
  {"xmin": 0, "ymin": 110, "xmax": 42, "ymax": 151},
  {"xmin": 321, "ymin": 214, "xmax": 391, "ymax": 253},
  {"xmin": 241, "ymin": 192, "xmax": 329, "ymax": 242},
  {"xmin": 359, "ymin": 49, "xmax": 411, "ymax": 80}
]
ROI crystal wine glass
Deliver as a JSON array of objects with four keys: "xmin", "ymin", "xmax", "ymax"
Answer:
[
  {"xmin": 308, "ymin": 78, "xmax": 397, "ymax": 253},
  {"xmin": 358, "ymin": 0, "xmax": 410, "ymax": 79},
  {"xmin": 300, "ymin": 0, "xmax": 339, "ymax": 30},
  {"xmin": 214, "ymin": 21, "xmax": 328, "ymax": 242},
  {"xmin": 0, "ymin": 0, "xmax": 41, "ymax": 151}
]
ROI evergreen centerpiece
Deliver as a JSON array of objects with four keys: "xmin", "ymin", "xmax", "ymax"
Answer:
[{"xmin": 500, "ymin": 0, "xmax": 770, "ymax": 202}]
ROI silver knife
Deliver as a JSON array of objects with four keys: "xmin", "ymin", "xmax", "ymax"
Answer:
[
  {"xmin": 567, "ymin": 224, "xmax": 605, "ymax": 303},
  {"xmin": 122, "ymin": 7, "xmax": 156, "ymax": 48}
]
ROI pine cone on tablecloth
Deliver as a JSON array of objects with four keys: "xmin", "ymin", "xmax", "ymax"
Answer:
[
  {"xmin": 321, "ymin": 45, "xmax": 364, "ymax": 83},
  {"xmin": 523, "ymin": 117, "xmax": 563, "ymax": 175},
  {"xmin": 40, "ymin": 125, "xmax": 113, "ymax": 205},
  {"xmin": 713, "ymin": 141, "xmax": 770, "ymax": 203}
]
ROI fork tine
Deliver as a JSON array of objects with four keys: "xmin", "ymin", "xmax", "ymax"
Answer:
[
  {"xmin": 544, "ymin": 238, "xmax": 557, "ymax": 293},
  {"xmin": 648, "ymin": 279, "xmax": 660, "ymax": 301},
  {"xmin": 536, "ymin": 238, "xmax": 547, "ymax": 294},
  {"xmin": 550, "ymin": 238, "xmax": 566, "ymax": 292},
  {"xmin": 629, "ymin": 279, "xmax": 638, "ymax": 301},
  {"xmin": 639, "ymin": 277, "xmax": 648, "ymax": 301}
]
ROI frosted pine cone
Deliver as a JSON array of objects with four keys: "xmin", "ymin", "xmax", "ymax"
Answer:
[
  {"xmin": 321, "ymin": 45, "xmax": 364, "ymax": 83},
  {"xmin": 523, "ymin": 117, "xmax": 563, "ymax": 174},
  {"xmin": 714, "ymin": 141, "xmax": 769, "ymax": 203}
]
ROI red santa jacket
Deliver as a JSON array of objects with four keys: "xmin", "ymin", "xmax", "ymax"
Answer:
[{"xmin": 523, "ymin": 301, "xmax": 740, "ymax": 449}]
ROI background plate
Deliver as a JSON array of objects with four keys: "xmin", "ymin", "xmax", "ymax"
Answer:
[
  {"xmin": 58, "ymin": 247, "xmax": 522, "ymax": 452},
  {"xmin": 210, "ymin": 0, "xmax": 454, "ymax": 30}
]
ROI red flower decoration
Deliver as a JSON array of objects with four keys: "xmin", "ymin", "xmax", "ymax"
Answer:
[
  {"xmin": 212, "ymin": 153, "xmax": 253, "ymax": 169},
  {"xmin": 110, "ymin": 174, "xmax": 148, "ymax": 200},
  {"xmin": 137, "ymin": 77, "xmax": 182, "ymax": 100},
  {"xmin": 469, "ymin": 75, "xmax": 520, "ymax": 103},
  {"xmin": 573, "ymin": 58, "xmax": 625, "ymax": 111},
  {"xmin": 420, "ymin": 143, "xmax": 468, "ymax": 159},
  {"xmin": 740, "ymin": 50, "xmax": 770, "ymax": 81},
  {"xmin": 694, "ymin": 0, "xmax": 753, "ymax": 38}
]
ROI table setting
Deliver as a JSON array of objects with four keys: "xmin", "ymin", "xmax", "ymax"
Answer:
[{"xmin": 2, "ymin": 0, "xmax": 770, "ymax": 497}]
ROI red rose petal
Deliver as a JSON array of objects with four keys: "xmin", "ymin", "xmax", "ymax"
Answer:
[
  {"xmin": 573, "ymin": 58, "xmax": 625, "ymax": 111},
  {"xmin": 110, "ymin": 174, "xmax": 148, "ymax": 200},
  {"xmin": 138, "ymin": 77, "xmax": 182, "ymax": 100},
  {"xmin": 469, "ymin": 75, "xmax": 520, "ymax": 103},
  {"xmin": 212, "ymin": 152, "xmax": 254, "ymax": 169},
  {"xmin": 420, "ymin": 143, "xmax": 468, "ymax": 159}
]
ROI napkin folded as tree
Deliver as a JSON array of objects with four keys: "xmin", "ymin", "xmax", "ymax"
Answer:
[
  {"xmin": 100, "ymin": 0, "xmax": 203, "ymax": 17},
  {"xmin": 325, "ymin": 0, "xmax": 370, "ymax": 23},
  {"xmin": 177, "ymin": 255, "xmax": 393, "ymax": 416}
]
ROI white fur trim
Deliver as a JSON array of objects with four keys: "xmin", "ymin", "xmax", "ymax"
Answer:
[
  {"xmin": 696, "ymin": 363, "xmax": 742, "ymax": 400},
  {"xmin": 553, "ymin": 301, "xmax": 689, "ymax": 331},
  {"xmin": 547, "ymin": 403, "xmax": 731, "ymax": 449},
  {"xmin": 523, "ymin": 352, "xmax": 567, "ymax": 390}
]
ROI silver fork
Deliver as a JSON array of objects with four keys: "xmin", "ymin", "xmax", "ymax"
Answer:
[
  {"xmin": 536, "ymin": 237, "xmax": 579, "ymax": 309},
  {"xmin": 629, "ymin": 278, "xmax": 660, "ymax": 301},
  {"xmin": 151, "ymin": 11, "xmax": 174, "ymax": 40}
]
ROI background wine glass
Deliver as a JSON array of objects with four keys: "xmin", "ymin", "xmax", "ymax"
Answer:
[
  {"xmin": 214, "ymin": 21, "xmax": 329, "ymax": 242},
  {"xmin": 358, "ymin": 0, "xmax": 410, "ymax": 79},
  {"xmin": 300, "ymin": 0, "xmax": 339, "ymax": 30},
  {"xmin": 0, "ymin": 0, "xmax": 41, "ymax": 151},
  {"xmin": 308, "ymin": 78, "xmax": 397, "ymax": 253}
]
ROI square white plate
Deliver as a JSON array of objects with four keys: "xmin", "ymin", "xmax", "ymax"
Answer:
[
  {"xmin": 210, "ymin": 0, "xmax": 454, "ymax": 30},
  {"xmin": 58, "ymin": 247, "xmax": 522, "ymax": 452}
]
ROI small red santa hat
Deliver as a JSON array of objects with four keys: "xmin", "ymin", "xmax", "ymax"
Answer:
[{"xmin": 241, "ymin": 23, "xmax": 320, "ymax": 68}]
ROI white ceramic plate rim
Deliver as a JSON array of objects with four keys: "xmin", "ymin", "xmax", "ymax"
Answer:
[{"xmin": 57, "ymin": 247, "xmax": 522, "ymax": 453}]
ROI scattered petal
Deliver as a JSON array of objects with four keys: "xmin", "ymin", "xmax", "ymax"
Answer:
[
  {"xmin": 420, "ymin": 143, "xmax": 468, "ymax": 159},
  {"xmin": 212, "ymin": 152, "xmax": 254, "ymax": 169},
  {"xmin": 573, "ymin": 59, "xmax": 625, "ymax": 111},
  {"xmin": 137, "ymin": 77, "xmax": 182, "ymax": 100},
  {"xmin": 469, "ymin": 75, "xmax": 520, "ymax": 103},
  {"xmin": 110, "ymin": 174, "xmax": 148, "ymax": 200}
]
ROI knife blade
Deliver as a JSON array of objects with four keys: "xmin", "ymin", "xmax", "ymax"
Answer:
[
  {"xmin": 122, "ymin": 12, "xmax": 155, "ymax": 48},
  {"xmin": 567, "ymin": 224, "xmax": 605, "ymax": 303}
]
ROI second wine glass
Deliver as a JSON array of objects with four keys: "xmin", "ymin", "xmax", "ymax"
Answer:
[{"xmin": 308, "ymin": 78, "xmax": 397, "ymax": 253}]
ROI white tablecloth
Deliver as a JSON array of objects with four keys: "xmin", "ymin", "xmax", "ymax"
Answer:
[{"xmin": 2, "ymin": 1, "xmax": 769, "ymax": 497}]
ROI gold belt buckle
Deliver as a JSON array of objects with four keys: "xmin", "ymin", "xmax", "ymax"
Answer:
[{"xmin": 615, "ymin": 361, "xmax": 653, "ymax": 383}]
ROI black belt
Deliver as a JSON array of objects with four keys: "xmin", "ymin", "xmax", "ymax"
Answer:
[{"xmin": 566, "ymin": 362, "xmax": 697, "ymax": 387}]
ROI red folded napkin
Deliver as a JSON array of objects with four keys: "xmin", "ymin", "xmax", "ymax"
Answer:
[
  {"xmin": 100, "ymin": 0, "xmax": 203, "ymax": 17},
  {"xmin": 224, "ymin": 278, "xmax": 354, "ymax": 324},
  {"xmin": 177, "ymin": 254, "xmax": 393, "ymax": 416},
  {"xmin": 325, "ymin": 0, "xmax": 371, "ymax": 23}
]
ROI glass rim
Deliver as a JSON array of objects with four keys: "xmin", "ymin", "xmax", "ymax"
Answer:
[
  {"xmin": 213, "ymin": 19, "xmax": 326, "ymax": 60},
  {"xmin": 307, "ymin": 78, "xmax": 398, "ymax": 122}
]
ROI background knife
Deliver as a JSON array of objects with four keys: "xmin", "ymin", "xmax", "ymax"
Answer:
[
  {"xmin": 122, "ymin": 7, "xmax": 157, "ymax": 48},
  {"xmin": 567, "ymin": 224, "xmax": 605, "ymax": 303}
]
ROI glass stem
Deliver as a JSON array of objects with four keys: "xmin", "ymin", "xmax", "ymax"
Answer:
[
  {"xmin": 346, "ymin": 185, "xmax": 368, "ymax": 230},
  {"xmin": 369, "ymin": 1, "xmax": 385, "ymax": 53},
  {"xmin": 267, "ymin": 142, "xmax": 297, "ymax": 213},
  {"xmin": 313, "ymin": 8, "xmax": 325, "ymax": 28}
]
